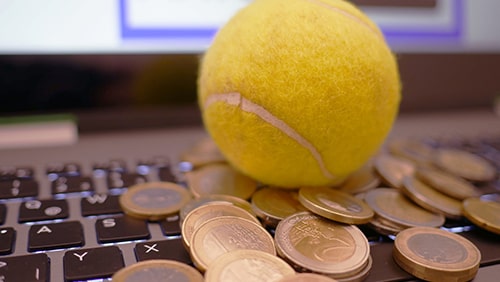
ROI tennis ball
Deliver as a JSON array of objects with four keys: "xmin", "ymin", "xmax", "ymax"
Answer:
[{"xmin": 198, "ymin": 0, "xmax": 401, "ymax": 188}]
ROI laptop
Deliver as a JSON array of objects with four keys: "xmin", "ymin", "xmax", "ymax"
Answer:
[{"xmin": 1, "ymin": 1, "xmax": 499, "ymax": 281}]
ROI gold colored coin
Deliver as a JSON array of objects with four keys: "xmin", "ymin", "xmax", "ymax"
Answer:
[
  {"xmin": 416, "ymin": 167, "xmax": 481, "ymax": 200},
  {"xmin": 367, "ymin": 215, "xmax": 405, "ymax": 236},
  {"xmin": 393, "ymin": 227, "xmax": 481, "ymax": 282},
  {"xmin": 179, "ymin": 194, "xmax": 254, "ymax": 223},
  {"xmin": 298, "ymin": 187, "xmax": 374, "ymax": 224},
  {"xmin": 434, "ymin": 148, "xmax": 496, "ymax": 182},
  {"xmin": 387, "ymin": 138, "xmax": 435, "ymax": 167},
  {"xmin": 463, "ymin": 197, "xmax": 500, "ymax": 235},
  {"xmin": 119, "ymin": 181, "xmax": 192, "ymax": 221},
  {"xmin": 402, "ymin": 176, "xmax": 463, "ymax": 219},
  {"xmin": 180, "ymin": 137, "xmax": 226, "ymax": 168},
  {"xmin": 186, "ymin": 163, "xmax": 257, "ymax": 199},
  {"xmin": 182, "ymin": 202, "xmax": 260, "ymax": 249},
  {"xmin": 274, "ymin": 212, "xmax": 370, "ymax": 279},
  {"xmin": 251, "ymin": 187, "xmax": 307, "ymax": 228},
  {"xmin": 190, "ymin": 216, "xmax": 275, "ymax": 272},
  {"xmin": 374, "ymin": 154, "xmax": 415, "ymax": 188},
  {"xmin": 278, "ymin": 273, "xmax": 338, "ymax": 282},
  {"xmin": 364, "ymin": 188, "xmax": 445, "ymax": 229},
  {"xmin": 338, "ymin": 160, "xmax": 380, "ymax": 194},
  {"xmin": 112, "ymin": 259, "xmax": 203, "ymax": 282},
  {"xmin": 204, "ymin": 249, "xmax": 295, "ymax": 282}
]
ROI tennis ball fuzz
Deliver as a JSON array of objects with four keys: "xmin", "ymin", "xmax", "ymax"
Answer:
[{"xmin": 198, "ymin": 0, "xmax": 401, "ymax": 188}]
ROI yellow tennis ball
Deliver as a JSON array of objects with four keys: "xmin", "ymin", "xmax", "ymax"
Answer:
[{"xmin": 198, "ymin": 0, "xmax": 401, "ymax": 188}]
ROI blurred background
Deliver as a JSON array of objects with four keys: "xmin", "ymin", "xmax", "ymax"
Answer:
[{"xmin": 0, "ymin": 0, "xmax": 499, "ymax": 132}]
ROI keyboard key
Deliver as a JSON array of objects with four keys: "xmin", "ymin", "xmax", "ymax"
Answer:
[
  {"xmin": 0, "ymin": 253, "xmax": 49, "ymax": 282},
  {"xmin": 81, "ymin": 194, "xmax": 122, "ymax": 216},
  {"xmin": 135, "ymin": 238, "xmax": 192, "ymax": 265},
  {"xmin": 28, "ymin": 221, "xmax": 84, "ymax": 252},
  {"xmin": 0, "ymin": 179, "xmax": 38, "ymax": 199},
  {"xmin": 0, "ymin": 227, "xmax": 15, "ymax": 255},
  {"xmin": 93, "ymin": 159, "xmax": 127, "ymax": 172},
  {"xmin": 18, "ymin": 199, "xmax": 69, "ymax": 223},
  {"xmin": 46, "ymin": 162, "xmax": 81, "ymax": 176},
  {"xmin": 63, "ymin": 246, "xmax": 124, "ymax": 281},
  {"xmin": 0, "ymin": 166, "xmax": 34, "ymax": 180},
  {"xmin": 160, "ymin": 214, "xmax": 182, "ymax": 236},
  {"xmin": 158, "ymin": 166, "xmax": 176, "ymax": 182},
  {"xmin": 95, "ymin": 216, "xmax": 150, "ymax": 244},
  {"xmin": 0, "ymin": 204, "xmax": 6, "ymax": 225},
  {"xmin": 106, "ymin": 171, "xmax": 147, "ymax": 189},
  {"xmin": 51, "ymin": 175, "xmax": 94, "ymax": 195}
]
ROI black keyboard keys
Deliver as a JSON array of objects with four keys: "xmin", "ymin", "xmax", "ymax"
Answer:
[
  {"xmin": 18, "ymin": 199, "xmax": 69, "ymax": 223},
  {"xmin": 28, "ymin": 221, "xmax": 84, "ymax": 252},
  {"xmin": 63, "ymin": 246, "xmax": 124, "ymax": 281},
  {"xmin": 135, "ymin": 239, "xmax": 191, "ymax": 265},
  {"xmin": 160, "ymin": 214, "xmax": 182, "ymax": 236},
  {"xmin": 81, "ymin": 194, "xmax": 122, "ymax": 216},
  {"xmin": 0, "ymin": 253, "xmax": 50, "ymax": 282},
  {"xmin": 0, "ymin": 227, "xmax": 15, "ymax": 255},
  {"xmin": 107, "ymin": 171, "xmax": 147, "ymax": 189},
  {"xmin": 51, "ymin": 175, "xmax": 94, "ymax": 195},
  {"xmin": 0, "ymin": 179, "xmax": 38, "ymax": 199},
  {"xmin": 95, "ymin": 216, "xmax": 150, "ymax": 244}
]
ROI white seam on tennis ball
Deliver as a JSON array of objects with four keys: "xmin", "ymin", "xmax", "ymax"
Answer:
[
  {"xmin": 204, "ymin": 92, "xmax": 335, "ymax": 180},
  {"xmin": 306, "ymin": 0, "xmax": 381, "ymax": 37}
]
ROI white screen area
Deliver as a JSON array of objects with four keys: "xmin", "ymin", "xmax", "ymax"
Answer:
[{"xmin": 0, "ymin": 0, "xmax": 499, "ymax": 54}]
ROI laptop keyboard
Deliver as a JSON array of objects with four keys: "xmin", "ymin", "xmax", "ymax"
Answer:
[{"xmin": 0, "ymin": 135, "xmax": 499, "ymax": 282}]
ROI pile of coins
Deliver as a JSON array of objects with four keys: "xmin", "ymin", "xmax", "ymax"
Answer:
[{"xmin": 113, "ymin": 136, "xmax": 499, "ymax": 282}]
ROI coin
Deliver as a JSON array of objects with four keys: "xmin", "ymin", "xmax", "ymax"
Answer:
[
  {"xmin": 338, "ymin": 160, "xmax": 380, "ymax": 194},
  {"xmin": 278, "ymin": 273, "xmax": 338, "ymax": 282},
  {"xmin": 416, "ymin": 167, "xmax": 481, "ymax": 200},
  {"xmin": 179, "ymin": 194, "xmax": 255, "ymax": 223},
  {"xmin": 434, "ymin": 148, "xmax": 496, "ymax": 182},
  {"xmin": 112, "ymin": 259, "xmax": 203, "ymax": 282},
  {"xmin": 274, "ymin": 212, "xmax": 370, "ymax": 279},
  {"xmin": 364, "ymin": 188, "xmax": 445, "ymax": 229},
  {"xmin": 402, "ymin": 176, "xmax": 463, "ymax": 219},
  {"xmin": 119, "ymin": 181, "xmax": 192, "ymax": 221},
  {"xmin": 180, "ymin": 137, "xmax": 226, "ymax": 168},
  {"xmin": 388, "ymin": 138, "xmax": 435, "ymax": 167},
  {"xmin": 374, "ymin": 154, "xmax": 415, "ymax": 188},
  {"xmin": 204, "ymin": 249, "xmax": 295, "ymax": 282},
  {"xmin": 298, "ymin": 187, "xmax": 374, "ymax": 224},
  {"xmin": 190, "ymin": 216, "xmax": 276, "ymax": 272},
  {"xmin": 186, "ymin": 163, "xmax": 257, "ymax": 199},
  {"xmin": 251, "ymin": 187, "xmax": 307, "ymax": 228},
  {"xmin": 393, "ymin": 226, "xmax": 481, "ymax": 282},
  {"xmin": 367, "ymin": 215, "xmax": 405, "ymax": 236},
  {"xmin": 182, "ymin": 202, "xmax": 260, "ymax": 249},
  {"xmin": 463, "ymin": 197, "xmax": 500, "ymax": 235}
]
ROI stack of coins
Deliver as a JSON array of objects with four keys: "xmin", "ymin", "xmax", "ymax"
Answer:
[{"xmin": 275, "ymin": 212, "xmax": 372, "ymax": 281}]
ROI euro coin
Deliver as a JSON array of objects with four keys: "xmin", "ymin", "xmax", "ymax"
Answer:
[
  {"xmin": 393, "ymin": 227, "xmax": 481, "ymax": 282},
  {"xmin": 298, "ymin": 187, "xmax": 374, "ymax": 224},
  {"xmin": 364, "ymin": 188, "xmax": 445, "ymax": 229},
  {"xmin": 112, "ymin": 259, "xmax": 203, "ymax": 282},
  {"xmin": 186, "ymin": 163, "xmax": 257, "ymax": 199},
  {"xmin": 374, "ymin": 154, "xmax": 415, "ymax": 188},
  {"xmin": 251, "ymin": 187, "xmax": 308, "ymax": 228},
  {"xmin": 204, "ymin": 249, "xmax": 295, "ymax": 282},
  {"xmin": 402, "ymin": 176, "xmax": 463, "ymax": 219},
  {"xmin": 119, "ymin": 181, "xmax": 191, "ymax": 221},
  {"xmin": 434, "ymin": 148, "xmax": 496, "ymax": 182},
  {"xmin": 463, "ymin": 197, "xmax": 500, "ymax": 235},
  {"xmin": 190, "ymin": 216, "xmax": 275, "ymax": 272},
  {"xmin": 182, "ymin": 202, "xmax": 260, "ymax": 249},
  {"xmin": 274, "ymin": 212, "xmax": 370, "ymax": 279},
  {"xmin": 338, "ymin": 160, "xmax": 380, "ymax": 195},
  {"xmin": 388, "ymin": 138, "xmax": 435, "ymax": 167},
  {"xmin": 179, "ymin": 194, "xmax": 254, "ymax": 223},
  {"xmin": 416, "ymin": 167, "xmax": 481, "ymax": 200},
  {"xmin": 367, "ymin": 215, "xmax": 405, "ymax": 236},
  {"xmin": 180, "ymin": 137, "xmax": 226, "ymax": 168}
]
